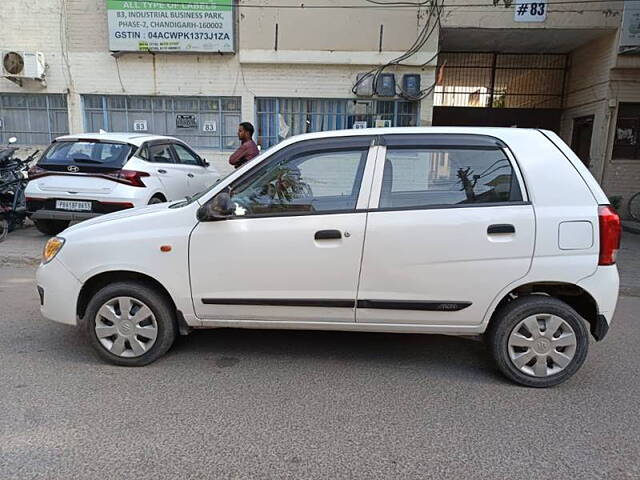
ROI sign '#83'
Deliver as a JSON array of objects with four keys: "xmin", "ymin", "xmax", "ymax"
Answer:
[{"xmin": 514, "ymin": 0, "xmax": 547, "ymax": 22}]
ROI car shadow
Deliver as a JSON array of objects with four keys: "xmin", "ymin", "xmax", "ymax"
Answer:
[{"xmin": 169, "ymin": 328, "xmax": 506, "ymax": 385}]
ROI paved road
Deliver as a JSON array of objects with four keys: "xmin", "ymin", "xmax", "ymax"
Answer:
[{"xmin": 1, "ymin": 265, "xmax": 639, "ymax": 479}]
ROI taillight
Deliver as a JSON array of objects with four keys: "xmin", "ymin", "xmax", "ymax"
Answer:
[
  {"xmin": 28, "ymin": 165, "xmax": 48, "ymax": 180},
  {"xmin": 105, "ymin": 170, "xmax": 149, "ymax": 187},
  {"xmin": 598, "ymin": 205, "xmax": 621, "ymax": 265}
]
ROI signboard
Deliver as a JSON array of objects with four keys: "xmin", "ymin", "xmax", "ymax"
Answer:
[
  {"xmin": 514, "ymin": 1, "xmax": 547, "ymax": 23},
  {"xmin": 203, "ymin": 120, "xmax": 217, "ymax": 132},
  {"xmin": 107, "ymin": 0, "xmax": 235, "ymax": 53},
  {"xmin": 620, "ymin": 3, "xmax": 640, "ymax": 54},
  {"xmin": 133, "ymin": 119, "xmax": 148, "ymax": 131},
  {"xmin": 353, "ymin": 121, "xmax": 368, "ymax": 129},
  {"xmin": 176, "ymin": 114, "xmax": 197, "ymax": 129}
]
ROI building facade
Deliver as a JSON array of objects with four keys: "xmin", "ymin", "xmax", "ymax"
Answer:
[{"xmin": 1, "ymin": 0, "xmax": 639, "ymax": 214}]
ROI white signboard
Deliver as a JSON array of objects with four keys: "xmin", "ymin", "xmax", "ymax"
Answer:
[
  {"xmin": 514, "ymin": 1, "xmax": 547, "ymax": 23},
  {"xmin": 107, "ymin": 0, "xmax": 234, "ymax": 53},
  {"xmin": 353, "ymin": 121, "xmax": 368, "ymax": 129},
  {"xmin": 203, "ymin": 120, "xmax": 217, "ymax": 132},
  {"xmin": 619, "ymin": 3, "xmax": 640, "ymax": 54},
  {"xmin": 133, "ymin": 119, "xmax": 148, "ymax": 131}
]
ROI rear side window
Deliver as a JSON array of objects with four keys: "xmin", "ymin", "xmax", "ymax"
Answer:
[
  {"xmin": 148, "ymin": 144, "xmax": 174, "ymax": 164},
  {"xmin": 40, "ymin": 141, "xmax": 132, "ymax": 168},
  {"xmin": 379, "ymin": 147, "xmax": 522, "ymax": 209}
]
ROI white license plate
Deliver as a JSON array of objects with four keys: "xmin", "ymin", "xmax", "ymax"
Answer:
[{"xmin": 56, "ymin": 200, "xmax": 92, "ymax": 211}]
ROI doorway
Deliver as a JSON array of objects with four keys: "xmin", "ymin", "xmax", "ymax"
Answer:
[{"xmin": 571, "ymin": 115, "xmax": 594, "ymax": 167}]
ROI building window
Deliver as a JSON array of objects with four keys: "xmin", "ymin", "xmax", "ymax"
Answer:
[
  {"xmin": 0, "ymin": 93, "xmax": 69, "ymax": 145},
  {"xmin": 434, "ymin": 52, "xmax": 567, "ymax": 109},
  {"xmin": 613, "ymin": 103, "xmax": 640, "ymax": 160},
  {"xmin": 255, "ymin": 98, "xmax": 419, "ymax": 149},
  {"xmin": 83, "ymin": 95, "xmax": 241, "ymax": 150}
]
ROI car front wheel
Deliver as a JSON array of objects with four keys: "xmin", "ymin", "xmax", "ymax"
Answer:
[
  {"xmin": 488, "ymin": 295, "xmax": 589, "ymax": 388},
  {"xmin": 84, "ymin": 281, "xmax": 177, "ymax": 366}
]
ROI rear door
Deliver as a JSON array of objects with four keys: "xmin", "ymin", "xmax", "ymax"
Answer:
[
  {"xmin": 147, "ymin": 143, "xmax": 185, "ymax": 200},
  {"xmin": 356, "ymin": 134, "xmax": 535, "ymax": 326}
]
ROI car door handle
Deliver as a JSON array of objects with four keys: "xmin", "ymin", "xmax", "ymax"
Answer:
[
  {"xmin": 488, "ymin": 224, "xmax": 516, "ymax": 234},
  {"xmin": 157, "ymin": 169, "xmax": 167, "ymax": 174},
  {"xmin": 187, "ymin": 173, "xmax": 194, "ymax": 178},
  {"xmin": 315, "ymin": 229, "xmax": 342, "ymax": 240}
]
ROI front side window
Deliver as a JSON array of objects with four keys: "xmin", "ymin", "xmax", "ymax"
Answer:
[
  {"xmin": 230, "ymin": 148, "xmax": 368, "ymax": 216},
  {"xmin": 379, "ymin": 147, "xmax": 521, "ymax": 209},
  {"xmin": 173, "ymin": 144, "xmax": 201, "ymax": 166}
]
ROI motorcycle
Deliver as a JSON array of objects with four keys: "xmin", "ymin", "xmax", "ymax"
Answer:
[{"xmin": 0, "ymin": 138, "xmax": 38, "ymax": 242}]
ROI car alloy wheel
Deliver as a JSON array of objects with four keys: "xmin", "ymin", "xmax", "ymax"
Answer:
[{"xmin": 94, "ymin": 296, "xmax": 159, "ymax": 358}]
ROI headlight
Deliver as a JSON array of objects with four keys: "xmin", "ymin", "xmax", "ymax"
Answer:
[{"xmin": 42, "ymin": 237, "xmax": 65, "ymax": 264}]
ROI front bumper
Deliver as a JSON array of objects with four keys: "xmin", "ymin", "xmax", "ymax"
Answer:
[{"xmin": 36, "ymin": 257, "xmax": 83, "ymax": 326}]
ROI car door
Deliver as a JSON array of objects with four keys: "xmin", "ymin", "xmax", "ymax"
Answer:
[
  {"xmin": 356, "ymin": 134, "xmax": 535, "ymax": 326},
  {"xmin": 147, "ymin": 143, "xmax": 185, "ymax": 200},
  {"xmin": 172, "ymin": 143, "xmax": 215, "ymax": 193},
  {"xmin": 189, "ymin": 136, "xmax": 377, "ymax": 323}
]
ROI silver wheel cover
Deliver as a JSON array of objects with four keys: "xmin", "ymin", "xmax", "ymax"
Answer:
[
  {"xmin": 508, "ymin": 313, "xmax": 577, "ymax": 378},
  {"xmin": 95, "ymin": 296, "xmax": 158, "ymax": 358}
]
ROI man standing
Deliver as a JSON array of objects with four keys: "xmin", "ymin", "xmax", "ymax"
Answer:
[{"xmin": 228, "ymin": 122, "xmax": 260, "ymax": 169}]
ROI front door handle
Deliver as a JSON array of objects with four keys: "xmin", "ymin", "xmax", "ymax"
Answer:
[
  {"xmin": 488, "ymin": 224, "xmax": 516, "ymax": 234},
  {"xmin": 187, "ymin": 173, "xmax": 194, "ymax": 178},
  {"xmin": 315, "ymin": 229, "xmax": 342, "ymax": 240},
  {"xmin": 157, "ymin": 169, "xmax": 167, "ymax": 174}
]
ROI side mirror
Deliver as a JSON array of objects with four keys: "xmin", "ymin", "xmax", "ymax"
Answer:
[
  {"xmin": 196, "ymin": 192, "xmax": 235, "ymax": 222},
  {"xmin": 8, "ymin": 137, "xmax": 17, "ymax": 145},
  {"xmin": 202, "ymin": 159, "xmax": 210, "ymax": 167}
]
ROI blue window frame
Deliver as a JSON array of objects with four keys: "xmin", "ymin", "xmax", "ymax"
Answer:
[{"xmin": 255, "ymin": 98, "xmax": 419, "ymax": 149}]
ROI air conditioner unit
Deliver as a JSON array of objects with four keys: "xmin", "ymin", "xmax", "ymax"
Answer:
[{"xmin": 2, "ymin": 51, "xmax": 46, "ymax": 82}]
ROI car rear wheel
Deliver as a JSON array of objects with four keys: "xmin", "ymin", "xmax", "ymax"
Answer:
[
  {"xmin": 488, "ymin": 296, "xmax": 589, "ymax": 388},
  {"xmin": 33, "ymin": 219, "xmax": 70, "ymax": 236},
  {"xmin": 85, "ymin": 281, "xmax": 177, "ymax": 366}
]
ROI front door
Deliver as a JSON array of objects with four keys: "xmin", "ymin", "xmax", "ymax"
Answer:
[
  {"xmin": 571, "ymin": 115, "xmax": 594, "ymax": 167},
  {"xmin": 189, "ymin": 137, "xmax": 376, "ymax": 323},
  {"xmin": 356, "ymin": 134, "xmax": 535, "ymax": 326}
]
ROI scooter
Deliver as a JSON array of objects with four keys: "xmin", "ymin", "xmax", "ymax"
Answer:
[{"xmin": 0, "ymin": 138, "xmax": 36, "ymax": 242}]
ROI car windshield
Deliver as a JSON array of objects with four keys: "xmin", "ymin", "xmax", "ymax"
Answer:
[{"xmin": 40, "ymin": 141, "xmax": 133, "ymax": 169}]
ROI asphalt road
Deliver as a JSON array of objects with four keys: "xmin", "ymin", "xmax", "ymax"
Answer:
[{"xmin": 1, "ymin": 265, "xmax": 639, "ymax": 480}]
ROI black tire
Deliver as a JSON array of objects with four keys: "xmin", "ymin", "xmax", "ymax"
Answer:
[
  {"xmin": 628, "ymin": 191, "xmax": 640, "ymax": 222},
  {"xmin": 84, "ymin": 281, "xmax": 177, "ymax": 366},
  {"xmin": 148, "ymin": 195, "xmax": 165, "ymax": 205},
  {"xmin": 33, "ymin": 219, "xmax": 70, "ymax": 236},
  {"xmin": 0, "ymin": 218, "xmax": 8, "ymax": 243},
  {"xmin": 487, "ymin": 295, "xmax": 589, "ymax": 388}
]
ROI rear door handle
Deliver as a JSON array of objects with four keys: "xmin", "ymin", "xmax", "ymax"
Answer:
[
  {"xmin": 157, "ymin": 169, "xmax": 167, "ymax": 174},
  {"xmin": 315, "ymin": 229, "xmax": 342, "ymax": 240},
  {"xmin": 187, "ymin": 173, "xmax": 194, "ymax": 178},
  {"xmin": 488, "ymin": 224, "xmax": 515, "ymax": 234}
]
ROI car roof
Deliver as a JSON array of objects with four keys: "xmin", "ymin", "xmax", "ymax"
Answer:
[{"xmin": 54, "ymin": 132, "xmax": 181, "ymax": 147}]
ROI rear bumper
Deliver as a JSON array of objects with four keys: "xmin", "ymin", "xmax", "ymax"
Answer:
[
  {"xmin": 36, "ymin": 257, "xmax": 82, "ymax": 326},
  {"xmin": 577, "ymin": 265, "xmax": 619, "ymax": 326},
  {"xmin": 27, "ymin": 198, "xmax": 134, "ymax": 220}
]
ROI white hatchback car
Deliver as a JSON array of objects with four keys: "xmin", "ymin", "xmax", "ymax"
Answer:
[
  {"xmin": 37, "ymin": 127, "xmax": 620, "ymax": 387},
  {"xmin": 25, "ymin": 133, "xmax": 219, "ymax": 235}
]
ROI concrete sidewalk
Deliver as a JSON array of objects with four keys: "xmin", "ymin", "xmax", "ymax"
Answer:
[{"xmin": 2, "ymin": 220, "xmax": 640, "ymax": 296}]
